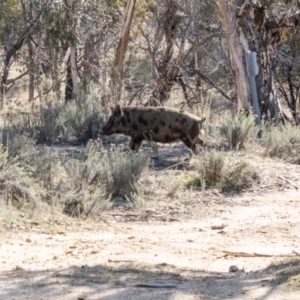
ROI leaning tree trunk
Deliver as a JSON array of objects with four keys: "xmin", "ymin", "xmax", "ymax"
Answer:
[
  {"xmin": 111, "ymin": 0, "xmax": 136, "ymax": 104},
  {"xmin": 218, "ymin": 0, "xmax": 299, "ymax": 121},
  {"xmin": 0, "ymin": 23, "xmax": 37, "ymax": 109}
]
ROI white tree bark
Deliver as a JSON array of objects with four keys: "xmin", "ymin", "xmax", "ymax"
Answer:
[
  {"xmin": 111, "ymin": 0, "xmax": 136, "ymax": 103},
  {"xmin": 65, "ymin": 0, "xmax": 79, "ymax": 99},
  {"xmin": 218, "ymin": 0, "xmax": 251, "ymax": 112}
]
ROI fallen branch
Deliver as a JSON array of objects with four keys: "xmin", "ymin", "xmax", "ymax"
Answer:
[
  {"xmin": 222, "ymin": 251, "xmax": 297, "ymax": 257},
  {"xmin": 293, "ymin": 250, "xmax": 300, "ymax": 256},
  {"xmin": 277, "ymin": 175, "xmax": 298, "ymax": 190},
  {"xmin": 106, "ymin": 213, "xmax": 140, "ymax": 217},
  {"xmin": 134, "ymin": 283, "xmax": 177, "ymax": 288},
  {"xmin": 108, "ymin": 259, "xmax": 136, "ymax": 263},
  {"xmin": 211, "ymin": 225, "xmax": 227, "ymax": 230}
]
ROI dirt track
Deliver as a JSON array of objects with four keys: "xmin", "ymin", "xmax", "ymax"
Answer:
[
  {"xmin": 1, "ymin": 188, "xmax": 300, "ymax": 299},
  {"xmin": 1, "ymin": 143, "xmax": 300, "ymax": 300}
]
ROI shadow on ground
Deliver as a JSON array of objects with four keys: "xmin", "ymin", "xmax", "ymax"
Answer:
[
  {"xmin": 103, "ymin": 135, "xmax": 192, "ymax": 171},
  {"xmin": 1, "ymin": 259, "xmax": 299, "ymax": 299}
]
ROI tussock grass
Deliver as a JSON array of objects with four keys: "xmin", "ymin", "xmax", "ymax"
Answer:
[
  {"xmin": 96, "ymin": 144, "xmax": 150, "ymax": 200},
  {"xmin": 186, "ymin": 150, "xmax": 259, "ymax": 193},
  {"xmin": 0, "ymin": 144, "xmax": 44, "ymax": 216},
  {"xmin": 61, "ymin": 98, "xmax": 105, "ymax": 143},
  {"xmin": 220, "ymin": 114, "xmax": 256, "ymax": 149},
  {"xmin": 4, "ymin": 95, "xmax": 105, "ymax": 145},
  {"xmin": 0, "ymin": 130, "xmax": 149, "ymax": 218},
  {"xmin": 60, "ymin": 142, "xmax": 149, "ymax": 216},
  {"xmin": 262, "ymin": 122, "xmax": 300, "ymax": 163}
]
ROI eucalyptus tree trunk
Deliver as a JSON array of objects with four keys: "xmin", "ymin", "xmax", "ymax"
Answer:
[
  {"xmin": 0, "ymin": 22, "xmax": 37, "ymax": 109},
  {"xmin": 111, "ymin": 0, "xmax": 136, "ymax": 103},
  {"xmin": 21, "ymin": 0, "xmax": 35, "ymax": 107},
  {"xmin": 146, "ymin": 0, "xmax": 195, "ymax": 106},
  {"xmin": 63, "ymin": 0, "xmax": 79, "ymax": 101},
  {"xmin": 27, "ymin": 40, "xmax": 35, "ymax": 104},
  {"xmin": 218, "ymin": 0, "xmax": 299, "ymax": 121}
]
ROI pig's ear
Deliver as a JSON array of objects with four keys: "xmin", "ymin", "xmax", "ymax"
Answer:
[{"xmin": 113, "ymin": 104, "xmax": 123, "ymax": 117}]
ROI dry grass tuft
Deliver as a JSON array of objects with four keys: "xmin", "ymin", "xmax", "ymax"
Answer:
[{"xmin": 186, "ymin": 150, "xmax": 259, "ymax": 193}]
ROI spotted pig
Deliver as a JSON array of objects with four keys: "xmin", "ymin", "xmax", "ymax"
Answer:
[{"xmin": 101, "ymin": 105, "xmax": 206, "ymax": 152}]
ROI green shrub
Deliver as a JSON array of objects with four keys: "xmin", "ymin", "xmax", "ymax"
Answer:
[
  {"xmin": 220, "ymin": 114, "xmax": 256, "ymax": 149},
  {"xmin": 0, "ymin": 129, "xmax": 149, "ymax": 217},
  {"xmin": 62, "ymin": 100, "xmax": 104, "ymax": 143},
  {"xmin": 186, "ymin": 150, "xmax": 259, "ymax": 193},
  {"xmin": 4, "ymin": 99, "xmax": 105, "ymax": 145},
  {"xmin": 60, "ymin": 141, "xmax": 150, "ymax": 217},
  {"xmin": 221, "ymin": 160, "xmax": 259, "ymax": 193},
  {"xmin": 262, "ymin": 122, "xmax": 300, "ymax": 162},
  {"xmin": 95, "ymin": 144, "xmax": 150, "ymax": 199},
  {"xmin": 0, "ymin": 144, "xmax": 44, "ymax": 215},
  {"xmin": 1, "ymin": 132, "xmax": 61, "ymax": 194}
]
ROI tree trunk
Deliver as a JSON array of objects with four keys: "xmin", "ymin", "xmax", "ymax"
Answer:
[
  {"xmin": 0, "ymin": 23, "xmax": 37, "ymax": 109},
  {"xmin": 83, "ymin": 33, "xmax": 101, "ymax": 82},
  {"xmin": 63, "ymin": 0, "xmax": 80, "ymax": 101},
  {"xmin": 111, "ymin": 0, "xmax": 136, "ymax": 103},
  {"xmin": 218, "ymin": 0, "xmax": 299, "ymax": 121},
  {"xmin": 65, "ymin": 58, "xmax": 73, "ymax": 102},
  {"xmin": 70, "ymin": 46, "xmax": 78, "ymax": 98},
  {"xmin": 148, "ymin": 1, "xmax": 179, "ymax": 106},
  {"xmin": 27, "ymin": 40, "xmax": 35, "ymax": 106},
  {"xmin": 218, "ymin": 0, "xmax": 251, "ymax": 113}
]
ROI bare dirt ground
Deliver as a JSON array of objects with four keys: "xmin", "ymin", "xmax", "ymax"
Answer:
[{"xmin": 1, "ymin": 141, "xmax": 300, "ymax": 300}]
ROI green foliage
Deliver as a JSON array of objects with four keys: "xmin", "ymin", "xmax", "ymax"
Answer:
[
  {"xmin": 0, "ymin": 130, "xmax": 149, "ymax": 217},
  {"xmin": 60, "ymin": 141, "xmax": 149, "ymax": 217},
  {"xmin": 220, "ymin": 114, "xmax": 256, "ymax": 149},
  {"xmin": 61, "ymin": 99, "xmax": 105, "ymax": 143},
  {"xmin": 9, "ymin": 97, "xmax": 105, "ymax": 145},
  {"xmin": 221, "ymin": 160, "xmax": 259, "ymax": 193},
  {"xmin": 95, "ymin": 144, "xmax": 150, "ymax": 200},
  {"xmin": 0, "ymin": 0, "xmax": 22, "ymax": 42},
  {"xmin": 126, "ymin": 53, "xmax": 152, "ymax": 84},
  {"xmin": 0, "ymin": 142, "xmax": 43, "ymax": 214},
  {"xmin": 186, "ymin": 150, "xmax": 259, "ymax": 193},
  {"xmin": 29, "ymin": 104, "xmax": 65, "ymax": 144},
  {"xmin": 262, "ymin": 122, "xmax": 300, "ymax": 163},
  {"xmin": 1, "ymin": 131, "xmax": 57, "ymax": 199}
]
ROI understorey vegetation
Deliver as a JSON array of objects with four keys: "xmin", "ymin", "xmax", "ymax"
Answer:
[
  {"xmin": 1, "ymin": 91, "xmax": 299, "ymax": 219},
  {"xmin": 185, "ymin": 150, "xmax": 259, "ymax": 193}
]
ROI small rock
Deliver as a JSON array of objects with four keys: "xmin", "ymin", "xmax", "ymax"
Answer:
[
  {"xmin": 229, "ymin": 265, "xmax": 239, "ymax": 272},
  {"xmin": 25, "ymin": 238, "xmax": 32, "ymax": 243}
]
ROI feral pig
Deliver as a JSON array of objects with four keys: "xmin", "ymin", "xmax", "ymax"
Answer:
[{"xmin": 101, "ymin": 105, "xmax": 206, "ymax": 153}]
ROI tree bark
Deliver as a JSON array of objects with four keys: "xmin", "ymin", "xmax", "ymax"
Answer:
[
  {"xmin": 146, "ymin": 1, "xmax": 190, "ymax": 106},
  {"xmin": 111, "ymin": 0, "xmax": 136, "ymax": 103},
  {"xmin": 63, "ymin": 0, "xmax": 80, "ymax": 101},
  {"xmin": 0, "ymin": 2, "xmax": 46, "ymax": 110},
  {"xmin": 27, "ymin": 40, "xmax": 35, "ymax": 105},
  {"xmin": 218, "ymin": 0, "xmax": 251, "ymax": 112},
  {"xmin": 218, "ymin": 0, "xmax": 299, "ymax": 121},
  {"xmin": 0, "ymin": 23, "xmax": 37, "ymax": 109}
]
